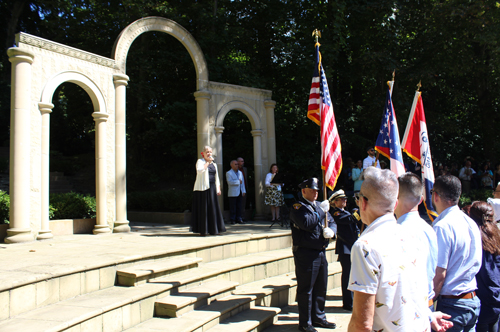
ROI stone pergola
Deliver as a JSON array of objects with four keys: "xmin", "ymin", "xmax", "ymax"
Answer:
[{"xmin": 6, "ymin": 17, "xmax": 277, "ymax": 243}]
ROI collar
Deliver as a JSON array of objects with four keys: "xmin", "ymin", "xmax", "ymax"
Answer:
[
  {"xmin": 364, "ymin": 213, "xmax": 396, "ymax": 233},
  {"xmin": 397, "ymin": 210, "xmax": 420, "ymax": 225},
  {"xmin": 432, "ymin": 205, "xmax": 460, "ymax": 226},
  {"xmin": 302, "ymin": 197, "xmax": 316, "ymax": 206}
]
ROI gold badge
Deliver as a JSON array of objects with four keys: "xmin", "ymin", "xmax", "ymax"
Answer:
[
  {"xmin": 334, "ymin": 211, "xmax": 340, "ymax": 216},
  {"xmin": 293, "ymin": 203, "xmax": 302, "ymax": 210}
]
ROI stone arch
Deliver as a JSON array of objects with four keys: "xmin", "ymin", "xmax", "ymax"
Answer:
[
  {"xmin": 215, "ymin": 101, "xmax": 262, "ymax": 130},
  {"xmin": 40, "ymin": 71, "xmax": 107, "ymax": 112},
  {"xmin": 214, "ymin": 101, "xmax": 265, "ymax": 218},
  {"xmin": 38, "ymin": 70, "xmax": 110, "ymax": 238},
  {"xmin": 112, "ymin": 17, "xmax": 208, "ymax": 90}
]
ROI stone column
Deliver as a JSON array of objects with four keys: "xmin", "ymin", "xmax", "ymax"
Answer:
[
  {"xmin": 37, "ymin": 103, "xmax": 54, "ymax": 240},
  {"xmin": 194, "ymin": 91, "xmax": 211, "ymax": 154},
  {"xmin": 5, "ymin": 48, "xmax": 35, "ymax": 244},
  {"xmin": 265, "ymin": 100, "xmax": 277, "ymax": 164},
  {"xmin": 214, "ymin": 126, "xmax": 224, "ymax": 209},
  {"xmin": 113, "ymin": 74, "xmax": 130, "ymax": 233},
  {"xmin": 251, "ymin": 130, "xmax": 265, "ymax": 220},
  {"xmin": 92, "ymin": 112, "xmax": 111, "ymax": 234}
]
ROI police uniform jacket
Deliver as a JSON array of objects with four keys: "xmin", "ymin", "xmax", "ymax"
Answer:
[
  {"xmin": 290, "ymin": 197, "xmax": 336, "ymax": 251},
  {"xmin": 330, "ymin": 207, "xmax": 360, "ymax": 255}
]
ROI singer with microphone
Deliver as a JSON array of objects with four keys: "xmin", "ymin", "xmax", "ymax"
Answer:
[{"xmin": 190, "ymin": 146, "xmax": 226, "ymax": 236}]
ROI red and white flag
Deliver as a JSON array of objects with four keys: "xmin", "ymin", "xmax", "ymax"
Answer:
[{"xmin": 402, "ymin": 91, "xmax": 438, "ymax": 221}]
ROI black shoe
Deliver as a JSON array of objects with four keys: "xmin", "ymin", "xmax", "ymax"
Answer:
[
  {"xmin": 298, "ymin": 326, "xmax": 318, "ymax": 332},
  {"xmin": 312, "ymin": 320, "xmax": 336, "ymax": 329}
]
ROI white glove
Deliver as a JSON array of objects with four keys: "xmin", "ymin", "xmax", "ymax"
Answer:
[
  {"xmin": 320, "ymin": 200, "xmax": 330, "ymax": 213},
  {"xmin": 323, "ymin": 227, "xmax": 334, "ymax": 239}
]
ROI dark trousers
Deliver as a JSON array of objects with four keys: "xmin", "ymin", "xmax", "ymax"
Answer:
[
  {"xmin": 293, "ymin": 247, "xmax": 328, "ymax": 327},
  {"xmin": 229, "ymin": 193, "xmax": 243, "ymax": 222},
  {"xmin": 338, "ymin": 253, "xmax": 353, "ymax": 308}
]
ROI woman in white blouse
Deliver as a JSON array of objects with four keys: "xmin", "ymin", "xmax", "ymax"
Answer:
[
  {"xmin": 265, "ymin": 163, "xmax": 285, "ymax": 221},
  {"xmin": 191, "ymin": 146, "xmax": 225, "ymax": 236}
]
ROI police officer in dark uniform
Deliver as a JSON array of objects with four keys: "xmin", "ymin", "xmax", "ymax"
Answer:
[
  {"xmin": 289, "ymin": 178, "xmax": 337, "ymax": 332},
  {"xmin": 328, "ymin": 189, "xmax": 361, "ymax": 312}
]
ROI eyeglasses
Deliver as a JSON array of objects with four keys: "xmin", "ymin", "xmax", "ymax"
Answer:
[
  {"xmin": 369, "ymin": 149, "xmax": 375, "ymax": 152},
  {"xmin": 358, "ymin": 192, "xmax": 369, "ymax": 201},
  {"xmin": 430, "ymin": 189, "xmax": 440, "ymax": 196}
]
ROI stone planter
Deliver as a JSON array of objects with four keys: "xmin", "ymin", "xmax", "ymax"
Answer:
[
  {"xmin": 49, "ymin": 218, "xmax": 96, "ymax": 236},
  {"xmin": 0, "ymin": 223, "xmax": 8, "ymax": 242}
]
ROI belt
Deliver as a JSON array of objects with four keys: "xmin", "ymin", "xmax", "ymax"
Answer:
[{"xmin": 442, "ymin": 291, "xmax": 476, "ymax": 299}]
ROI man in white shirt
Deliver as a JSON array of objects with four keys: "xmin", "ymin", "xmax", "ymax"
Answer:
[
  {"xmin": 348, "ymin": 168, "xmax": 452, "ymax": 332},
  {"xmin": 458, "ymin": 160, "xmax": 475, "ymax": 194},
  {"xmin": 395, "ymin": 173, "xmax": 438, "ymax": 310},
  {"xmin": 362, "ymin": 147, "xmax": 381, "ymax": 170},
  {"xmin": 226, "ymin": 160, "xmax": 246, "ymax": 224}
]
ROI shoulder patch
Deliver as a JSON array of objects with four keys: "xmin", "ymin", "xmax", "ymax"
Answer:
[
  {"xmin": 293, "ymin": 203, "xmax": 302, "ymax": 210},
  {"xmin": 334, "ymin": 211, "xmax": 340, "ymax": 216}
]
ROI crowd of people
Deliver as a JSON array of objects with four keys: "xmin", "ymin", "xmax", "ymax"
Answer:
[
  {"xmin": 189, "ymin": 146, "xmax": 499, "ymax": 332},
  {"xmin": 289, "ymin": 168, "xmax": 499, "ymax": 332},
  {"xmin": 343, "ymin": 148, "xmax": 500, "ymax": 196}
]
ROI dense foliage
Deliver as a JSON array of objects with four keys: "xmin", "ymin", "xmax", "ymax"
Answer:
[
  {"xmin": 1, "ymin": 0, "xmax": 499, "ymax": 198},
  {"xmin": 128, "ymin": 190, "xmax": 193, "ymax": 212},
  {"xmin": 49, "ymin": 192, "xmax": 96, "ymax": 219},
  {"xmin": 0, "ymin": 191, "xmax": 9, "ymax": 224}
]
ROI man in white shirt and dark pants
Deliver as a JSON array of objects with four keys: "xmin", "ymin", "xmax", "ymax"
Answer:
[
  {"xmin": 363, "ymin": 147, "xmax": 381, "ymax": 170},
  {"xmin": 226, "ymin": 160, "xmax": 246, "ymax": 224}
]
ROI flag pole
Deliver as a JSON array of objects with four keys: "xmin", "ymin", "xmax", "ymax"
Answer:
[{"xmin": 312, "ymin": 29, "xmax": 328, "ymax": 228}]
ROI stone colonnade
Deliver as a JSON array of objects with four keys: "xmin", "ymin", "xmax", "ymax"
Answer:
[{"xmin": 5, "ymin": 17, "xmax": 277, "ymax": 243}]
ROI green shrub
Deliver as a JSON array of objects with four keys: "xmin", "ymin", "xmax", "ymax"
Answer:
[
  {"xmin": 50, "ymin": 192, "xmax": 96, "ymax": 219},
  {"xmin": 0, "ymin": 191, "xmax": 9, "ymax": 224},
  {"xmin": 459, "ymin": 189, "xmax": 493, "ymax": 208},
  {"xmin": 128, "ymin": 189, "xmax": 193, "ymax": 212}
]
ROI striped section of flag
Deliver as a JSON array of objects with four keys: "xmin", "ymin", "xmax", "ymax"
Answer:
[
  {"xmin": 402, "ymin": 91, "xmax": 438, "ymax": 221},
  {"xmin": 307, "ymin": 43, "xmax": 342, "ymax": 190}
]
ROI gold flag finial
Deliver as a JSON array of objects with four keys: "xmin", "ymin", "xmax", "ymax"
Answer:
[
  {"xmin": 312, "ymin": 29, "xmax": 321, "ymax": 43},
  {"xmin": 417, "ymin": 81, "xmax": 422, "ymax": 91}
]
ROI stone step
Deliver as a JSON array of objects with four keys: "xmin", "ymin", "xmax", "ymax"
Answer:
[
  {"xmin": 263, "ymin": 287, "xmax": 352, "ymax": 332},
  {"xmin": 124, "ymin": 264, "xmax": 341, "ymax": 332},
  {"xmin": 149, "ymin": 246, "xmax": 329, "ymax": 291},
  {"xmin": 205, "ymin": 306, "xmax": 281, "ymax": 332},
  {"xmin": 124, "ymin": 293, "xmax": 265, "ymax": 332},
  {"xmin": 117, "ymin": 257, "xmax": 203, "ymax": 286},
  {"xmin": 155, "ymin": 279, "xmax": 239, "ymax": 318},
  {"xmin": 0, "ymin": 283, "xmax": 171, "ymax": 332},
  {"xmin": 0, "ymin": 231, "xmax": 293, "ymax": 321}
]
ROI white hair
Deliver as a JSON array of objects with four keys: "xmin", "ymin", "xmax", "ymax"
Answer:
[{"xmin": 362, "ymin": 167, "xmax": 399, "ymax": 213}]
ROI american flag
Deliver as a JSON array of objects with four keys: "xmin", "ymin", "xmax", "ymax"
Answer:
[
  {"xmin": 307, "ymin": 43, "xmax": 342, "ymax": 190},
  {"xmin": 375, "ymin": 86, "xmax": 405, "ymax": 177}
]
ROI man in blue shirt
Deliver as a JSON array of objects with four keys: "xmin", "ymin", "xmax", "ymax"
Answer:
[
  {"xmin": 395, "ymin": 172, "xmax": 438, "ymax": 310},
  {"xmin": 432, "ymin": 175, "xmax": 482, "ymax": 332}
]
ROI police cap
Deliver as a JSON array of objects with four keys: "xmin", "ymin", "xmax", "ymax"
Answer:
[
  {"xmin": 298, "ymin": 178, "xmax": 320, "ymax": 190},
  {"xmin": 328, "ymin": 189, "xmax": 347, "ymax": 202}
]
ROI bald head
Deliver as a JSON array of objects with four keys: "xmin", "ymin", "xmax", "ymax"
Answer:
[{"xmin": 361, "ymin": 167, "xmax": 399, "ymax": 216}]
